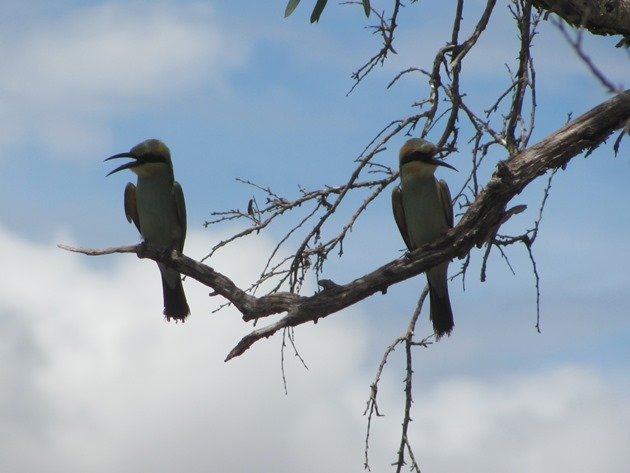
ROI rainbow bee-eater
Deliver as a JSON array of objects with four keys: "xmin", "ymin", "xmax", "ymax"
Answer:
[
  {"xmin": 106, "ymin": 139, "xmax": 189, "ymax": 321},
  {"xmin": 392, "ymin": 138, "xmax": 456, "ymax": 339}
]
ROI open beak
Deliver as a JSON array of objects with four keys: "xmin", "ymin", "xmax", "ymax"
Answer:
[
  {"xmin": 105, "ymin": 152, "xmax": 140, "ymax": 176},
  {"xmin": 429, "ymin": 156, "xmax": 458, "ymax": 172}
]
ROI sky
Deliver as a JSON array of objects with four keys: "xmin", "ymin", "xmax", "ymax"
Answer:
[{"xmin": 0, "ymin": 1, "xmax": 629, "ymax": 472}]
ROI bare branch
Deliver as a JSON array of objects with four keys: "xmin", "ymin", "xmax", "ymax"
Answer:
[
  {"xmin": 363, "ymin": 286, "xmax": 432, "ymax": 472},
  {"xmin": 553, "ymin": 18, "xmax": 625, "ymax": 94},
  {"xmin": 347, "ymin": 0, "xmax": 403, "ymax": 94},
  {"xmin": 395, "ymin": 289, "xmax": 431, "ymax": 473},
  {"xmin": 60, "ymin": 90, "xmax": 630, "ymax": 361},
  {"xmin": 58, "ymin": 244, "xmax": 138, "ymax": 255},
  {"xmin": 450, "ymin": 0, "xmax": 498, "ymax": 71},
  {"xmin": 59, "ymin": 243, "xmax": 307, "ymax": 321},
  {"xmin": 223, "ymin": 91, "xmax": 630, "ymax": 359},
  {"xmin": 505, "ymin": 0, "xmax": 537, "ymax": 153}
]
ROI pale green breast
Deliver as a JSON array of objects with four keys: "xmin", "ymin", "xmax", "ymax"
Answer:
[
  {"xmin": 401, "ymin": 175, "xmax": 449, "ymax": 248},
  {"xmin": 136, "ymin": 175, "xmax": 183, "ymax": 248}
]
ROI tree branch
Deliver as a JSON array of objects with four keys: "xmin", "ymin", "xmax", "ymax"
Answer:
[
  {"xmin": 531, "ymin": 0, "xmax": 630, "ymax": 41},
  {"xmin": 60, "ymin": 90, "xmax": 630, "ymax": 361}
]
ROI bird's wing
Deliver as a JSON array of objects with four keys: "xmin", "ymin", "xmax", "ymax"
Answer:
[
  {"xmin": 173, "ymin": 181, "xmax": 187, "ymax": 252},
  {"xmin": 124, "ymin": 183, "xmax": 141, "ymax": 234},
  {"xmin": 438, "ymin": 179, "xmax": 454, "ymax": 229},
  {"xmin": 391, "ymin": 185, "xmax": 414, "ymax": 251}
]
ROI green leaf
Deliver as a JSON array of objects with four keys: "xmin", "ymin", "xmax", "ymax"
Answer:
[
  {"xmin": 362, "ymin": 0, "xmax": 371, "ymax": 17},
  {"xmin": 310, "ymin": 0, "xmax": 328, "ymax": 23},
  {"xmin": 284, "ymin": 0, "xmax": 301, "ymax": 18}
]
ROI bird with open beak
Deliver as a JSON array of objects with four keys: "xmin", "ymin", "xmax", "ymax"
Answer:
[
  {"xmin": 106, "ymin": 139, "xmax": 190, "ymax": 321},
  {"xmin": 392, "ymin": 138, "xmax": 457, "ymax": 339}
]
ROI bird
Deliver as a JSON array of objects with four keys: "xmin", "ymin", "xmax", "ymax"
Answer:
[
  {"xmin": 105, "ymin": 139, "xmax": 190, "ymax": 321},
  {"xmin": 391, "ymin": 138, "xmax": 457, "ymax": 339}
]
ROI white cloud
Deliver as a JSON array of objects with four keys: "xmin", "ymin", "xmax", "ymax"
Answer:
[
  {"xmin": 0, "ymin": 225, "xmax": 373, "ymax": 472},
  {"xmin": 0, "ymin": 2, "xmax": 247, "ymax": 159},
  {"xmin": 409, "ymin": 368, "xmax": 630, "ymax": 472},
  {"xmin": 0, "ymin": 223, "xmax": 628, "ymax": 472}
]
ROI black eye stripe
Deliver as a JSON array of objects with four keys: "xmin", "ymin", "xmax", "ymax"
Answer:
[
  {"xmin": 140, "ymin": 153, "xmax": 167, "ymax": 163},
  {"xmin": 400, "ymin": 150, "xmax": 434, "ymax": 165}
]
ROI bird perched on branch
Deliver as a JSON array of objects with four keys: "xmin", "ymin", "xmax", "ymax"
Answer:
[
  {"xmin": 392, "ymin": 138, "xmax": 456, "ymax": 339},
  {"xmin": 106, "ymin": 139, "xmax": 190, "ymax": 321}
]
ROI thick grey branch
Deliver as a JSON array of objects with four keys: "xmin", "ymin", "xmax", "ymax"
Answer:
[
  {"xmin": 58, "ymin": 244, "xmax": 306, "ymax": 320},
  {"xmin": 61, "ymin": 91, "xmax": 630, "ymax": 361},
  {"xmin": 225, "ymin": 90, "xmax": 629, "ymax": 360},
  {"xmin": 58, "ymin": 244, "xmax": 138, "ymax": 256}
]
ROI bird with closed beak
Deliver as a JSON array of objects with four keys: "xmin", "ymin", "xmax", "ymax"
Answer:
[
  {"xmin": 106, "ymin": 139, "xmax": 190, "ymax": 321},
  {"xmin": 392, "ymin": 138, "xmax": 456, "ymax": 339}
]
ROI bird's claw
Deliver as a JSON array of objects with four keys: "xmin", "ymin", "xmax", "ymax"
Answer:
[{"xmin": 136, "ymin": 241, "xmax": 148, "ymax": 259}]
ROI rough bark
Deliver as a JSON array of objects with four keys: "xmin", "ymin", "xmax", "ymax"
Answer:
[{"xmin": 532, "ymin": 0, "xmax": 630, "ymax": 40}]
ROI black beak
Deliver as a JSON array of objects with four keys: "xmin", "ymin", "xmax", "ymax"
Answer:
[
  {"xmin": 104, "ymin": 152, "xmax": 139, "ymax": 176},
  {"xmin": 429, "ymin": 156, "xmax": 458, "ymax": 172}
]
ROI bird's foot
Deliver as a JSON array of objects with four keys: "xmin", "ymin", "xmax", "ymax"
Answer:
[{"xmin": 136, "ymin": 241, "xmax": 148, "ymax": 259}]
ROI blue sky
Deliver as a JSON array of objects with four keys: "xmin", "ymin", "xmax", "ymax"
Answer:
[{"xmin": 0, "ymin": 1, "xmax": 629, "ymax": 472}]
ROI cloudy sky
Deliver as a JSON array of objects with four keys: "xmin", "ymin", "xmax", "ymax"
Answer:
[{"xmin": 1, "ymin": 1, "xmax": 628, "ymax": 472}]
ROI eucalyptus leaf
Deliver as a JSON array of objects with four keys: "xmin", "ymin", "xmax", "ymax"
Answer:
[
  {"xmin": 362, "ymin": 0, "xmax": 371, "ymax": 17},
  {"xmin": 284, "ymin": 0, "xmax": 301, "ymax": 18},
  {"xmin": 310, "ymin": 0, "xmax": 328, "ymax": 23}
]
